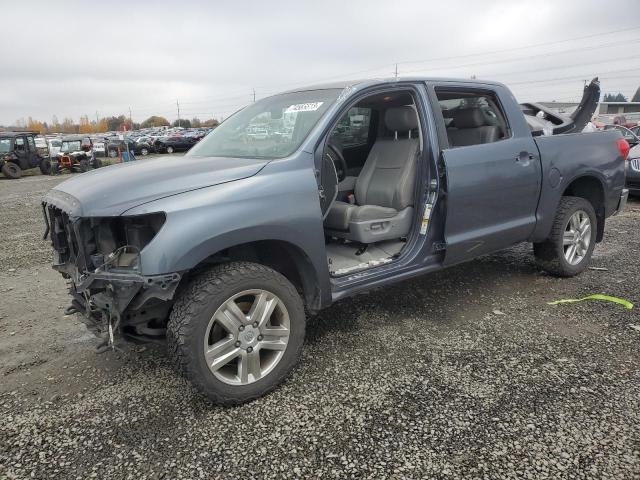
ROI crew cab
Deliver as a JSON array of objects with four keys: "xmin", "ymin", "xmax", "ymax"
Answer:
[{"xmin": 43, "ymin": 77, "xmax": 629, "ymax": 404}]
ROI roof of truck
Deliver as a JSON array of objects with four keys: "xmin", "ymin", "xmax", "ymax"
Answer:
[{"xmin": 280, "ymin": 76, "xmax": 506, "ymax": 94}]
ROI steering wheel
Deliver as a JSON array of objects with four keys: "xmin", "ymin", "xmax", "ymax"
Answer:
[{"xmin": 325, "ymin": 143, "xmax": 348, "ymax": 182}]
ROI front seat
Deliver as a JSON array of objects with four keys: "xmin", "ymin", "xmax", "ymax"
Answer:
[
  {"xmin": 446, "ymin": 107, "xmax": 501, "ymax": 147},
  {"xmin": 324, "ymin": 106, "xmax": 419, "ymax": 243}
]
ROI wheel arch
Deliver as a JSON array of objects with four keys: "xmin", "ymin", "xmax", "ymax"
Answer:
[
  {"xmin": 184, "ymin": 237, "xmax": 327, "ymax": 312},
  {"xmin": 561, "ymin": 174, "xmax": 606, "ymax": 242}
]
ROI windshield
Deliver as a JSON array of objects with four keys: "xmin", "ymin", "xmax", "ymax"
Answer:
[
  {"xmin": 0, "ymin": 138, "xmax": 11, "ymax": 153},
  {"xmin": 187, "ymin": 89, "xmax": 341, "ymax": 159},
  {"xmin": 60, "ymin": 141, "xmax": 81, "ymax": 153}
]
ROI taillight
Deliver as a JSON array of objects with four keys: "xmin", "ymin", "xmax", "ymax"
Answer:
[{"xmin": 616, "ymin": 138, "xmax": 630, "ymax": 160}]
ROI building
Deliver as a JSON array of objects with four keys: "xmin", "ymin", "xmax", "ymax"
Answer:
[{"xmin": 539, "ymin": 101, "xmax": 640, "ymax": 125}]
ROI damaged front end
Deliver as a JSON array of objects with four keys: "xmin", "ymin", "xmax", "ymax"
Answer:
[{"xmin": 42, "ymin": 191, "xmax": 180, "ymax": 351}]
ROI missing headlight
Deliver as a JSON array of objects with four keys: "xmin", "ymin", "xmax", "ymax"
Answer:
[{"xmin": 88, "ymin": 212, "xmax": 166, "ymax": 271}]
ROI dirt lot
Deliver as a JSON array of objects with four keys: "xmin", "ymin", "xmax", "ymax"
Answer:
[{"xmin": 0, "ymin": 172, "xmax": 639, "ymax": 479}]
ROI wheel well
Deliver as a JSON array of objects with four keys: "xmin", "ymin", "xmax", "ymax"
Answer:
[
  {"xmin": 191, "ymin": 240, "xmax": 322, "ymax": 311},
  {"xmin": 562, "ymin": 176, "xmax": 605, "ymax": 241}
]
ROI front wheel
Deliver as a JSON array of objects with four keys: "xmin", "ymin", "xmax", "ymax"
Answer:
[
  {"xmin": 534, "ymin": 196, "xmax": 597, "ymax": 277},
  {"xmin": 167, "ymin": 262, "xmax": 305, "ymax": 405},
  {"xmin": 166, "ymin": 146, "xmax": 174, "ymax": 154},
  {"xmin": 140, "ymin": 148, "xmax": 149, "ymax": 156},
  {"xmin": 1, "ymin": 162, "xmax": 22, "ymax": 179}
]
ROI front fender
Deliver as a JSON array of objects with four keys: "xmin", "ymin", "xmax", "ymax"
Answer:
[{"xmin": 124, "ymin": 154, "xmax": 331, "ymax": 304}]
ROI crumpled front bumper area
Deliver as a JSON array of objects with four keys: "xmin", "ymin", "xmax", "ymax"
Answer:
[
  {"xmin": 43, "ymin": 198, "xmax": 180, "ymax": 349},
  {"xmin": 66, "ymin": 270, "xmax": 181, "ymax": 350}
]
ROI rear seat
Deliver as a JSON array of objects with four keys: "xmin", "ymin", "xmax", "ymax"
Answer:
[{"xmin": 446, "ymin": 108, "xmax": 501, "ymax": 147}]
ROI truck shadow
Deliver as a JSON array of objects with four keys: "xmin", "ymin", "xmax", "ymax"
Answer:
[{"xmin": 305, "ymin": 243, "xmax": 540, "ymax": 344}]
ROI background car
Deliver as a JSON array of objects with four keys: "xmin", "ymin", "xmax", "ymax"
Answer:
[
  {"xmin": 627, "ymin": 143, "xmax": 640, "ymax": 196},
  {"xmin": 604, "ymin": 124, "xmax": 640, "ymax": 147},
  {"xmin": 106, "ymin": 138, "xmax": 153, "ymax": 157},
  {"xmin": 152, "ymin": 135, "xmax": 197, "ymax": 153}
]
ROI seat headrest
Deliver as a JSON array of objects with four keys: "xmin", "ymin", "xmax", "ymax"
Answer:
[
  {"xmin": 452, "ymin": 108, "xmax": 488, "ymax": 129},
  {"xmin": 385, "ymin": 106, "xmax": 418, "ymax": 132}
]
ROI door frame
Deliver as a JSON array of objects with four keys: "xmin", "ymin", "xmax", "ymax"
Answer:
[{"xmin": 319, "ymin": 82, "xmax": 445, "ymax": 299}]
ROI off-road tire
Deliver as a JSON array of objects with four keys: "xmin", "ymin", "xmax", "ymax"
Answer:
[
  {"xmin": 167, "ymin": 262, "xmax": 306, "ymax": 405},
  {"xmin": 1, "ymin": 162, "xmax": 22, "ymax": 179},
  {"xmin": 79, "ymin": 159, "xmax": 89, "ymax": 172},
  {"xmin": 140, "ymin": 148, "xmax": 149, "ymax": 156},
  {"xmin": 534, "ymin": 196, "xmax": 597, "ymax": 277},
  {"xmin": 39, "ymin": 159, "xmax": 52, "ymax": 175},
  {"xmin": 108, "ymin": 149, "xmax": 118, "ymax": 158}
]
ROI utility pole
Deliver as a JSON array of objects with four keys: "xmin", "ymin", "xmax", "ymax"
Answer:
[
  {"xmin": 176, "ymin": 99, "xmax": 181, "ymax": 127},
  {"xmin": 253, "ymin": 88, "xmax": 256, "ymax": 103},
  {"xmin": 394, "ymin": 63, "xmax": 398, "ymax": 80},
  {"xmin": 128, "ymin": 107, "xmax": 132, "ymax": 128},
  {"xmin": 95, "ymin": 111, "xmax": 99, "ymax": 131}
]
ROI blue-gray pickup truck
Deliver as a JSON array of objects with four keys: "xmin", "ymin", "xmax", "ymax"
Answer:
[{"xmin": 43, "ymin": 77, "xmax": 630, "ymax": 404}]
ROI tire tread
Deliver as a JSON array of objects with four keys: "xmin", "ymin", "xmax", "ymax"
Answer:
[{"xmin": 167, "ymin": 261, "xmax": 304, "ymax": 405}]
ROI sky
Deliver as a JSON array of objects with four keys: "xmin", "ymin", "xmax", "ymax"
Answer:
[{"xmin": 1, "ymin": 0, "xmax": 639, "ymax": 125}]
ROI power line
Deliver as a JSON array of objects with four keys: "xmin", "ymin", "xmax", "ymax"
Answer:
[
  {"xmin": 399, "ymin": 37, "xmax": 640, "ymax": 75},
  {"xmin": 394, "ymin": 25, "xmax": 640, "ymax": 68}
]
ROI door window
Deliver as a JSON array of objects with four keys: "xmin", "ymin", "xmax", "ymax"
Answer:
[
  {"xmin": 27, "ymin": 136, "xmax": 36, "ymax": 152},
  {"xmin": 331, "ymin": 107, "xmax": 372, "ymax": 147},
  {"xmin": 435, "ymin": 90, "xmax": 510, "ymax": 148},
  {"xmin": 14, "ymin": 137, "xmax": 26, "ymax": 153}
]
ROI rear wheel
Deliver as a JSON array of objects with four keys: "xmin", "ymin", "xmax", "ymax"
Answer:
[
  {"xmin": 166, "ymin": 146, "xmax": 174, "ymax": 154},
  {"xmin": 79, "ymin": 159, "xmax": 89, "ymax": 172},
  {"xmin": 1, "ymin": 162, "xmax": 22, "ymax": 179},
  {"xmin": 39, "ymin": 159, "xmax": 52, "ymax": 175},
  {"xmin": 140, "ymin": 147, "xmax": 149, "ymax": 156},
  {"xmin": 108, "ymin": 149, "xmax": 118, "ymax": 158},
  {"xmin": 167, "ymin": 262, "xmax": 305, "ymax": 405},
  {"xmin": 534, "ymin": 196, "xmax": 597, "ymax": 277}
]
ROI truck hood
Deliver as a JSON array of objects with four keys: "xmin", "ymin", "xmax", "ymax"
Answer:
[{"xmin": 45, "ymin": 155, "xmax": 268, "ymax": 217}]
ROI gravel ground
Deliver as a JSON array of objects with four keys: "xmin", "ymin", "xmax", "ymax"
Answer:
[{"xmin": 0, "ymin": 172, "xmax": 639, "ymax": 479}]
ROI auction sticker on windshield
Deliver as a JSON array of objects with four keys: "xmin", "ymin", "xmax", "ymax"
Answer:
[{"xmin": 286, "ymin": 102, "xmax": 323, "ymax": 113}]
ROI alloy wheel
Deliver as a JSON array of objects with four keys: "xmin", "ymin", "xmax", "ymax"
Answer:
[
  {"xmin": 203, "ymin": 289, "xmax": 290, "ymax": 385},
  {"xmin": 563, "ymin": 210, "xmax": 591, "ymax": 265}
]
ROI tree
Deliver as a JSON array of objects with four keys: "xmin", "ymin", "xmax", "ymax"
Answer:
[
  {"xmin": 27, "ymin": 117, "xmax": 47, "ymax": 134},
  {"xmin": 95, "ymin": 118, "xmax": 109, "ymax": 133},
  {"xmin": 172, "ymin": 118, "xmax": 191, "ymax": 128},
  {"xmin": 603, "ymin": 93, "xmax": 628, "ymax": 102},
  {"xmin": 106, "ymin": 115, "xmax": 127, "ymax": 132},
  {"xmin": 202, "ymin": 118, "xmax": 220, "ymax": 128},
  {"xmin": 78, "ymin": 115, "xmax": 93, "ymax": 133},
  {"xmin": 51, "ymin": 115, "xmax": 61, "ymax": 133},
  {"xmin": 191, "ymin": 117, "xmax": 202, "ymax": 128},
  {"xmin": 140, "ymin": 116, "xmax": 170, "ymax": 128},
  {"xmin": 61, "ymin": 117, "xmax": 76, "ymax": 133}
]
